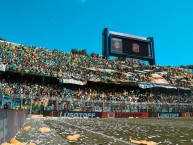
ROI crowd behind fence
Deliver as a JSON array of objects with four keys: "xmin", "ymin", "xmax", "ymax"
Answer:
[
  {"xmin": 1, "ymin": 96, "xmax": 193, "ymax": 113},
  {"xmin": 59, "ymin": 100, "xmax": 193, "ymax": 113},
  {"xmin": 0, "ymin": 40, "xmax": 193, "ymax": 115}
]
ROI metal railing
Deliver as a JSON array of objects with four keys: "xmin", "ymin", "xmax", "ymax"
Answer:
[{"xmin": 1, "ymin": 92, "xmax": 193, "ymax": 113}]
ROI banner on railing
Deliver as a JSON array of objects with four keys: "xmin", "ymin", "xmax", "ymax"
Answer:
[
  {"xmin": 102, "ymin": 112, "xmax": 115, "ymax": 118},
  {"xmin": 43, "ymin": 110, "xmax": 102, "ymax": 118},
  {"xmin": 138, "ymin": 82, "xmax": 177, "ymax": 89},
  {"xmin": 60, "ymin": 78, "xmax": 87, "ymax": 85},
  {"xmin": 115, "ymin": 112, "xmax": 148, "ymax": 118},
  {"xmin": 0, "ymin": 64, "xmax": 6, "ymax": 71},
  {"xmin": 181, "ymin": 112, "xmax": 193, "ymax": 117},
  {"xmin": 158, "ymin": 113, "xmax": 180, "ymax": 118}
]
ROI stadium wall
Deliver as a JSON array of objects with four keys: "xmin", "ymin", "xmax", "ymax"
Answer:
[
  {"xmin": 43, "ymin": 110, "xmax": 193, "ymax": 118},
  {"xmin": 0, "ymin": 110, "xmax": 28, "ymax": 144}
]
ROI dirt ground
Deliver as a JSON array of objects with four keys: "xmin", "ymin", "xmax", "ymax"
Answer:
[{"xmin": 16, "ymin": 117, "xmax": 193, "ymax": 145}]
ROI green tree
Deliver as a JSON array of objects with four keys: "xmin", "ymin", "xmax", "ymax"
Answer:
[{"xmin": 71, "ymin": 48, "xmax": 78, "ymax": 54}]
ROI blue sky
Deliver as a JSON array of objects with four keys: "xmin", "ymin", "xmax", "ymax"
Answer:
[{"xmin": 0, "ymin": 0, "xmax": 193, "ymax": 66}]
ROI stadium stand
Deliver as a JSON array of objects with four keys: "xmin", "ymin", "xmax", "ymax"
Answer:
[{"xmin": 0, "ymin": 40, "xmax": 193, "ymax": 113}]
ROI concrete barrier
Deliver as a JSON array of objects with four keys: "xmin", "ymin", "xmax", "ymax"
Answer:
[{"xmin": 0, "ymin": 109, "xmax": 28, "ymax": 144}]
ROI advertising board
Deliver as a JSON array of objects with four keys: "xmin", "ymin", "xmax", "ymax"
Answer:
[
  {"xmin": 158, "ymin": 113, "xmax": 180, "ymax": 118},
  {"xmin": 43, "ymin": 110, "xmax": 102, "ymax": 118},
  {"xmin": 115, "ymin": 112, "xmax": 148, "ymax": 118}
]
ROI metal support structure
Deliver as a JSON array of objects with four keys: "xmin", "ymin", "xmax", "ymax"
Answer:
[
  {"xmin": 102, "ymin": 28, "xmax": 109, "ymax": 59},
  {"xmin": 3, "ymin": 117, "xmax": 5, "ymax": 143},
  {"xmin": 20, "ymin": 94, "xmax": 23, "ymax": 109},
  {"xmin": 148, "ymin": 37, "xmax": 156, "ymax": 65},
  {"xmin": 30, "ymin": 96, "xmax": 32, "ymax": 118},
  {"xmin": 0, "ymin": 83, "xmax": 3, "ymax": 109},
  {"xmin": 42, "ymin": 76, "xmax": 45, "ymax": 86},
  {"xmin": 10, "ymin": 94, "xmax": 13, "ymax": 109}
]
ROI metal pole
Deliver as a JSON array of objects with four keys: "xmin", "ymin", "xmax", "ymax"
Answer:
[
  {"xmin": 42, "ymin": 77, "xmax": 45, "ymax": 86},
  {"xmin": 3, "ymin": 114, "xmax": 5, "ymax": 142},
  {"xmin": 0, "ymin": 83, "xmax": 3, "ymax": 109},
  {"xmin": 56, "ymin": 99, "xmax": 58, "ymax": 111},
  {"xmin": 102, "ymin": 101, "xmax": 104, "ymax": 112},
  {"xmin": 52, "ymin": 100, "xmax": 53, "ymax": 117},
  {"xmin": 11, "ymin": 94, "xmax": 13, "ymax": 109},
  {"xmin": 20, "ymin": 95, "xmax": 23, "ymax": 109},
  {"xmin": 30, "ymin": 96, "xmax": 32, "ymax": 118},
  {"xmin": 178, "ymin": 87, "xmax": 179, "ymax": 98}
]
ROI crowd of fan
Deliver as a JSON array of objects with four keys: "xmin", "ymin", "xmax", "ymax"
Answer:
[
  {"xmin": 1, "ymin": 77, "xmax": 192, "ymax": 111},
  {"xmin": 0, "ymin": 40, "xmax": 193, "ymax": 87},
  {"xmin": 0, "ymin": 40, "xmax": 193, "ymax": 112}
]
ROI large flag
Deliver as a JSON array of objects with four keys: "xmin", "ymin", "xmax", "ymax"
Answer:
[{"xmin": 151, "ymin": 73, "xmax": 169, "ymax": 84}]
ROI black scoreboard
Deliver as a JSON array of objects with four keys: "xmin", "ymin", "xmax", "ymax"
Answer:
[{"xmin": 102, "ymin": 28, "xmax": 155, "ymax": 65}]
